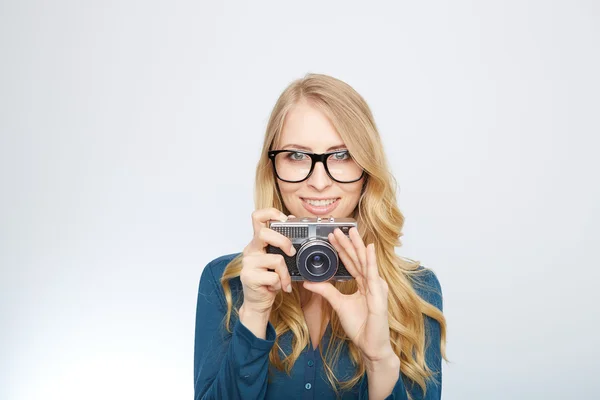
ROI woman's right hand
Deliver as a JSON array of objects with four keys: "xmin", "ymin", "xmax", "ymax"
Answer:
[{"xmin": 239, "ymin": 208, "xmax": 296, "ymax": 328}]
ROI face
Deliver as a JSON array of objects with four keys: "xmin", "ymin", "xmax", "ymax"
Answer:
[{"xmin": 275, "ymin": 100, "xmax": 364, "ymax": 219}]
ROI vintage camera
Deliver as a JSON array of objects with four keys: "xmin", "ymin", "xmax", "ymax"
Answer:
[{"xmin": 266, "ymin": 217, "xmax": 356, "ymax": 282}]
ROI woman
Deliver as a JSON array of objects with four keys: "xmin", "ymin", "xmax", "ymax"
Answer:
[{"xmin": 194, "ymin": 74, "xmax": 447, "ymax": 400}]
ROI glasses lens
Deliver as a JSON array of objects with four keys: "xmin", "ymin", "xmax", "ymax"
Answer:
[
  {"xmin": 326, "ymin": 151, "xmax": 363, "ymax": 182},
  {"xmin": 274, "ymin": 151, "xmax": 312, "ymax": 182},
  {"xmin": 273, "ymin": 151, "xmax": 363, "ymax": 183}
]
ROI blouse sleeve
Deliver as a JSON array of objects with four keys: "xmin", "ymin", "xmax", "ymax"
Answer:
[
  {"xmin": 359, "ymin": 269, "xmax": 444, "ymax": 400},
  {"xmin": 193, "ymin": 259, "xmax": 276, "ymax": 400}
]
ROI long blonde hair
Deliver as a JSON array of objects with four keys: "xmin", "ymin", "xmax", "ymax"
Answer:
[{"xmin": 221, "ymin": 73, "xmax": 447, "ymax": 396}]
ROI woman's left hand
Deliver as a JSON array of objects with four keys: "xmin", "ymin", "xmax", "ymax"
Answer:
[{"xmin": 303, "ymin": 228, "xmax": 396, "ymax": 363}]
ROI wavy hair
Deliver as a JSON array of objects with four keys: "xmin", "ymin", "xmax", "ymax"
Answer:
[{"xmin": 220, "ymin": 73, "xmax": 447, "ymax": 397}]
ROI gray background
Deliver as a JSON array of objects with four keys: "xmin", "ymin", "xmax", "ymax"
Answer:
[{"xmin": 1, "ymin": 1, "xmax": 599, "ymax": 399}]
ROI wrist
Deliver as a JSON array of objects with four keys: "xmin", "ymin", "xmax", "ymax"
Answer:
[
  {"xmin": 239, "ymin": 303, "xmax": 271, "ymax": 339},
  {"xmin": 239, "ymin": 303, "xmax": 271, "ymax": 319},
  {"xmin": 365, "ymin": 351, "xmax": 401, "ymax": 374},
  {"xmin": 364, "ymin": 351, "xmax": 401, "ymax": 400}
]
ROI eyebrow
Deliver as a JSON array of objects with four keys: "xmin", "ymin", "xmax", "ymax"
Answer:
[{"xmin": 281, "ymin": 143, "xmax": 347, "ymax": 151}]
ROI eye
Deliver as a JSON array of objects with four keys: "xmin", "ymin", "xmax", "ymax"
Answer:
[
  {"xmin": 288, "ymin": 151, "xmax": 308, "ymax": 161},
  {"xmin": 331, "ymin": 151, "xmax": 350, "ymax": 161}
]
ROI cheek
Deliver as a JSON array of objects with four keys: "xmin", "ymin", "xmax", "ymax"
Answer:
[
  {"xmin": 278, "ymin": 182, "xmax": 298, "ymax": 197},
  {"xmin": 343, "ymin": 182, "xmax": 363, "ymax": 200},
  {"xmin": 341, "ymin": 184, "xmax": 363, "ymax": 209},
  {"xmin": 277, "ymin": 182, "xmax": 304, "ymax": 210}
]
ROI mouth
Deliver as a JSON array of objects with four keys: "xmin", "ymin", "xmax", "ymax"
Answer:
[{"xmin": 300, "ymin": 197, "xmax": 341, "ymax": 216}]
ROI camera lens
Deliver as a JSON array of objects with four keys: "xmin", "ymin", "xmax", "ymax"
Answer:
[
  {"xmin": 297, "ymin": 239, "xmax": 339, "ymax": 282},
  {"xmin": 307, "ymin": 252, "xmax": 328, "ymax": 275},
  {"xmin": 311, "ymin": 254, "xmax": 323, "ymax": 267}
]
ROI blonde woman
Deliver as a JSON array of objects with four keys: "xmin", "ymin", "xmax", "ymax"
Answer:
[{"xmin": 194, "ymin": 74, "xmax": 447, "ymax": 400}]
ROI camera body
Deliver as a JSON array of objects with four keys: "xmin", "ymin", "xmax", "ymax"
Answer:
[{"xmin": 266, "ymin": 217, "xmax": 356, "ymax": 282}]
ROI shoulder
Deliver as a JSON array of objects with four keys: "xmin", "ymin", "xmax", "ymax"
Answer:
[
  {"xmin": 408, "ymin": 266, "xmax": 443, "ymax": 312},
  {"xmin": 198, "ymin": 252, "xmax": 243, "ymax": 305},
  {"xmin": 201, "ymin": 252, "xmax": 241, "ymax": 280}
]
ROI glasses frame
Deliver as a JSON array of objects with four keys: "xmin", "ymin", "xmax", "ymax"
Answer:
[{"xmin": 268, "ymin": 149, "xmax": 365, "ymax": 184}]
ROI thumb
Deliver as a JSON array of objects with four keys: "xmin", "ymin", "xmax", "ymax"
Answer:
[{"xmin": 303, "ymin": 281, "xmax": 342, "ymax": 310}]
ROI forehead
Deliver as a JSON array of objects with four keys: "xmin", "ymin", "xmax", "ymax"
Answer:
[{"xmin": 278, "ymin": 100, "xmax": 345, "ymax": 151}]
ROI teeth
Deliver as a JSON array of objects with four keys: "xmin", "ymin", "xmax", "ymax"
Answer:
[{"xmin": 304, "ymin": 198, "xmax": 337, "ymax": 206}]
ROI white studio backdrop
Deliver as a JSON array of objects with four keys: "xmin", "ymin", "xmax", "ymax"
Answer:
[{"xmin": 1, "ymin": 1, "xmax": 599, "ymax": 399}]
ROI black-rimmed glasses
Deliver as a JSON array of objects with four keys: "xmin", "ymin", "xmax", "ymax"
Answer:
[{"xmin": 268, "ymin": 150, "xmax": 365, "ymax": 183}]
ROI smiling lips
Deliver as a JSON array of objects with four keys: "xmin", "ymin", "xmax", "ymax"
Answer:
[{"xmin": 300, "ymin": 197, "xmax": 341, "ymax": 215}]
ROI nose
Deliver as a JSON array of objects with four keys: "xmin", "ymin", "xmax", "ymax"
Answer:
[{"xmin": 306, "ymin": 161, "xmax": 333, "ymax": 191}]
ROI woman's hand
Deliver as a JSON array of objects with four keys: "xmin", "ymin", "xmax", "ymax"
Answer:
[
  {"xmin": 302, "ymin": 228, "xmax": 397, "ymax": 364},
  {"xmin": 239, "ymin": 208, "xmax": 296, "ymax": 338}
]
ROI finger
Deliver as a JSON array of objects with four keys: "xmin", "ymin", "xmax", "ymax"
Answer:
[
  {"xmin": 349, "ymin": 227, "xmax": 367, "ymax": 273},
  {"xmin": 270, "ymin": 254, "xmax": 293, "ymax": 293},
  {"xmin": 366, "ymin": 243, "xmax": 381, "ymax": 291},
  {"xmin": 240, "ymin": 262, "xmax": 281, "ymax": 289},
  {"xmin": 333, "ymin": 228, "xmax": 362, "ymax": 274},
  {"xmin": 244, "ymin": 254, "xmax": 292, "ymax": 293},
  {"xmin": 251, "ymin": 208, "xmax": 288, "ymax": 233},
  {"xmin": 255, "ymin": 270, "xmax": 281, "ymax": 291},
  {"xmin": 302, "ymin": 281, "xmax": 343, "ymax": 311},
  {"xmin": 258, "ymin": 227, "xmax": 296, "ymax": 257},
  {"xmin": 328, "ymin": 233, "xmax": 365, "ymax": 292},
  {"xmin": 245, "ymin": 209, "xmax": 288, "ymax": 254}
]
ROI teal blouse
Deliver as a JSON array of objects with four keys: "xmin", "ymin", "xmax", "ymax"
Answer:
[{"xmin": 194, "ymin": 253, "xmax": 443, "ymax": 400}]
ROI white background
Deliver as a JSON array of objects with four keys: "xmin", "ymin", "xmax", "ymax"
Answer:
[{"xmin": 1, "ymin": 1, "xmax": 599, "ymax": 399}]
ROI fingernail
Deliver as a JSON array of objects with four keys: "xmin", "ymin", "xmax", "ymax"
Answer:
[
  {"xmin": 290, "ymin": 247, "xmax": 296, "ymax": 256},
  {"xmin": 285, "ymin": 284, "xmax": 292, "ymax": 293},
  {"xmin": 280, "ymin": 214, "xmax": 288, "ymax": 221}
]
